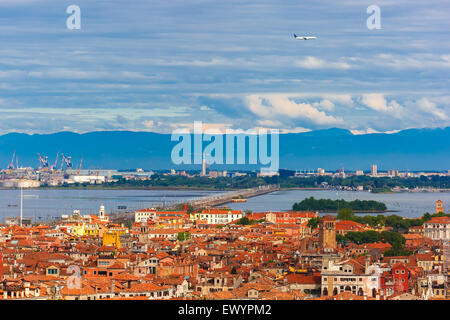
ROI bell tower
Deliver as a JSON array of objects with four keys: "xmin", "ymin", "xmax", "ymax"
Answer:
[
  {"xmin": 319, "ymin": 215, "xmax": 336, "ymax": 252},
  {"xmin": 437, "ymin": 200, "xmax": 444, "ymax": 214},
  {"xmin": 99, "ymin": 204, "xmax": 105, "ymax": 219}
]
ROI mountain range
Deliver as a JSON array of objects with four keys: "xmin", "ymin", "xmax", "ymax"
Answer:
[{"xmin": 0, "ymin": 127, "xmax": 449, "ymax": 171}]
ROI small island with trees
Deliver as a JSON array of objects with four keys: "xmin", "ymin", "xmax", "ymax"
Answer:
[{"xmin": 292, "ymin": 196, "xmax": 388, "ymax": 213}]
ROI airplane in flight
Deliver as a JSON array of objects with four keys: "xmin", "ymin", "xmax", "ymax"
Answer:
[{"xmin": 293, "ymin": 34, "xmax": 317, "ymax": 40}]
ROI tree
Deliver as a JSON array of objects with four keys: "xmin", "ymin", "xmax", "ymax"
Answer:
[
  {"xmin": 237, "ymin": 217, "xmax": 251, "ymax": 225},
  {"xmin": 292, "ymin": 197, "xmax": 387, "ymax": 212},
  {"xmin": 231, "ymin": 266, "xmax": 237, "ymax": 274},
  {"xmin": 336, "ymin": 234, "xmax": 346, "ymax": 244},
  {"xmin": 177, "ymin": 232, "xmax": 190, "ymax": 242},
  {"xmin": 337, "ymin": 208, "xmax": 355, "ymax": 221},
  {"xmin": 307, "ymin": 217, "xmax": 320, "ymax": 229},
  {"xmin": 336, "ymin": 229, "xmax": 411, "ymax": 257},
  {"xmin": 175, "ymin": 203, "xmax": 194, "ymax": 214},
  {"xmin": 384, "ymin": 242, "xmax": 411, "ymax": 257},
  {"xmin": 124, "ymin": 218, "xmax": 133, "ymax": 229},
  {"xmin": 380, "ymin": 231, "xmax": 405, "ymax": 246},
  {"xmin": 422, "ymin": 212, "xmax": 432, "ymax": 222}
]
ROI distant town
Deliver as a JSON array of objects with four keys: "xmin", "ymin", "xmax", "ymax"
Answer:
[
  {"xmin": 1, "ymin": 194, "xmax": 450, "ymax": 300},
  {"xmin": 2, "ymin": 153, "xmax": 450, "ymax": 193}
]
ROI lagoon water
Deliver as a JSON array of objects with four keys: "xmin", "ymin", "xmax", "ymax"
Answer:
[
  {"xmin": 227, "ymin": 189, "xmax": 450, "ymax": 218},
  {"xmin": 0, "ymin": 189, "xmax": 220, "ymax": 222},
  {"xmin": 1, "ymin": 188, "xmax": 449, "ymax": 222}
]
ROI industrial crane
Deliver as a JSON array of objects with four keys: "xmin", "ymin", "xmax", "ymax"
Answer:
[
  {"xmin": 76, "ymin": 158, "xmax": 83, "ymax": 175},
  {"xmin": 50, "ymin": 151, "xmax": 59, "ymax": 172},
  {"xmin": 6, "ymin": 150, "xmax": 16, "ymax": 174},
  {"xmin": 37, "ymin": 153, "xmax": 49, "ymax": 170},
  {"xmin": 60, "ymin": 153, "xmax": 73, "ymax": 171},
  {"xmin": 8, "ymin": 151, "xmax": 16, "ymax": 170}
]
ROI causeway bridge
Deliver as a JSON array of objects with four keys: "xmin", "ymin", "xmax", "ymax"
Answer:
[
  {"xmin": 186, "ymin": 184, "xmax": 280, "ymax": 209},
  {"xmin": 109, "ymin": 184, "xmax": 280, "ymax": 222}
]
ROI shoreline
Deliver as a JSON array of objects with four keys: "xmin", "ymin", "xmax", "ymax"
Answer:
[
  {"xmin": 0, "ymin": 185, "xmax": 449, "ymax": 194},
  {"xmin": 314, "ymin": 210, "xmax": 398, "ymax": 214}
]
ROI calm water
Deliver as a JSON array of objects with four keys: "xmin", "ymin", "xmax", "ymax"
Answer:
[
  {"xmin": 227, "ymin": 189, "xmax": 450, "ymax": 218},
  {"xmin": 0, "ymin": 189, "xmax": 220, "ymax": 222},
  {"xmin": 1, "ymin": 188, "xmax": 448, "ymax": 223}
]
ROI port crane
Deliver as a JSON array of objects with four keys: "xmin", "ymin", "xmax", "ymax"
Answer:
[
  {"xmin": 50, "ymin": 151, "xmax": 59, "ymax": 172},
  {"xmin": 76, "ymin": 158, "xmax": 83, "ymax": 174},
  {"xmin": 60, "ymin": 154, "xmax": 73, "ymax": 170},
  {"xmin": 7, "ymin": 151, "xmax": 16, "ymax": 171},
  {"xmin": 37, "ymin": 153, "xmax": 49, "ymax": 170}
]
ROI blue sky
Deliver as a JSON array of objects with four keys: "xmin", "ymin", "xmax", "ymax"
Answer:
[{"xmin": 0, "ymin": 0, "xmax": 449, "ymax": 134}]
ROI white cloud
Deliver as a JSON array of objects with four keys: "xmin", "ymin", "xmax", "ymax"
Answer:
[
  {"xmin": 142, "ymin": 120, "xmax": 155, "ymax": 128},
  {"xmin": 147, "ymin": 58, "xmax": 257, "ymax": 67},
  {"xmin": 323, "ymin": 94, "xmax": 355, "ymax": 107},
  {"xmin": 0, "ymin": 70, "xmax": 25, "ymax": 78},
  {"xmin": 245, "ymin": 94, "xmax": 343, "ymax": 125},
  {"xmin": 295, "ymin": 56, "xmax": 352, "ymax": 70},
  {"xmin": 313, "ymin": 99, "xmax": 335, "ymax": 111},
  {"xmin": 256, "ymin": 119, "xmax": 283, "ymax": 127},
  {"xmin": 361, "ymin": 94, "xmax": 405, "ymax": 118},
  {"xmin": 350, "ymin": 128, "xmax": 401, "ymax": 135},
  {"xmin": 280, "ymin": 127, "xmax": 312, "ymax": 133},
  {"xmin": 169, "ymin": 122, "xmax": 232, "ymax": 133},
  {"xmin": 353, "ymin": 53, "xmax": 450, "ymax": 70},
  {"xmin": 415, "ymin": 98, "xmax": 448, "ymax": 120}
]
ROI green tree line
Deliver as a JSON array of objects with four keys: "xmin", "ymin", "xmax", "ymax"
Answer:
[
  {"xmin": 336, "ymin": 208, "xmax": 450, "ymax": 232},
  {"xmin": 45, "ymin": 174, "xmax": 450, "ymax": 190},
  {"xmin": 336, "ymin": 230, "xmax": 412, "ymax": 257},
  {"xmin": 293, "ymin": 197, "xmax": 387, "ymax": 212}
]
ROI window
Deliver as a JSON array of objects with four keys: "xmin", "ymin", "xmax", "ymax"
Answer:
[{"xmin": 47, "ymin": 268, "xmax": 58, "ymax": 275}]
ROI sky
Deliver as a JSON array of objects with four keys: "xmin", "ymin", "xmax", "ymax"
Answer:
[{"xmin": 0, "ymin": 0, "xmax": 449, "ymax": 135}]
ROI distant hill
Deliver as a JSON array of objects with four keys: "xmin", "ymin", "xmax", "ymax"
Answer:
[{"xmin": 1, "ymin": 127, "xmax": 449, "ymax": 171}]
